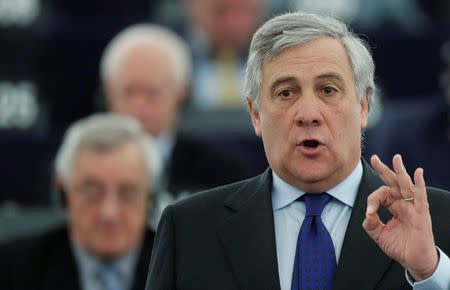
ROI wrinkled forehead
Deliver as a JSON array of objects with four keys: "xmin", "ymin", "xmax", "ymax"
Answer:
[
  {"xmin": 118, "ymin": 43, "xmax": 175, "ymax": 74},
  {"xmin": 261, "ymin": 37, "xmax": 354, "ymax": 80}
]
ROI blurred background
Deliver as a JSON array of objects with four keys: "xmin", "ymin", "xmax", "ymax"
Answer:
[{"xmin": 0, "ymin": 0, "xmax": 449, "ymax": 241}]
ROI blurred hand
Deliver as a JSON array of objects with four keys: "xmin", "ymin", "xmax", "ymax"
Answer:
[{"xmin": 363, "ymin": 154, "xmax": 439, "ymax": 281}]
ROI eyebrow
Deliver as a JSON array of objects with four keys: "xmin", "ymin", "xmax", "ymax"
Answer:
[
  {"xmin": 270, "ymin": 76, "xmax": 298, "ymax": 93},
  {"xmin": 316, "ymin": 73, "xmax": 345, "ymax": 83},
  {"xmin": 269, "ymin": 73, "xmax": 346, "ymax": 93}
]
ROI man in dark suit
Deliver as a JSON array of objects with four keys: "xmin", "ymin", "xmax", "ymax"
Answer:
[
  {"xmin": 0, "ymin": 114, "xmax": 159, "ymax": 290},
  {"xmin": 146, "ymin": 12, "xmax": 450, "ymax": 289},
  {"xmin": 100, "ymin": 24, "xmax": 249, "ymax": 227}
]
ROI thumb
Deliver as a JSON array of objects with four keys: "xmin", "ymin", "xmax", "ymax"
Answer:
[{"xmin": 363, "ymin": 211, "xmax": 384, "ymax": 242}]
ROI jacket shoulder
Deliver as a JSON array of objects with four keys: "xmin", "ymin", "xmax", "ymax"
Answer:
[
  {"xmin": 171, "ymin": 170, "xmax": 270, "ymax": 213},
  {"xmin": 426, "ymin": 187, "xmax": 450, "ymax": 253},
  {"xmin": 427, "ymin": 186, "xmax": 450, "ymax": 214},
  {"xmin": 0, "ymin": 225, "xmax": 70, "ymax": 289}
]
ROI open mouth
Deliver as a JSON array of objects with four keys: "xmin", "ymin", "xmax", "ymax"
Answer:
[{"xmin": 301, "ymin": 139, "xmax": 320, "ymax": 148}]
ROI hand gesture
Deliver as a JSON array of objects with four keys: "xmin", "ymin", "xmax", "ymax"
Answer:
[{"xmin": 363, "ymin": 154, "xmax": 439, "ymax": 281}]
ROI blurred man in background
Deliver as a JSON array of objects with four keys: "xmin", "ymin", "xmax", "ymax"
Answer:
[
  {"xmin": 0, "ymin": 113, "xmax": 159, "ymax": 290},
  {"xmin": 182, "ymin": 0, "xmax": 266, "ymax": 109},
  {"xmin": 100, "ymin": 24, "xmax": 249, "ymax": 228}
]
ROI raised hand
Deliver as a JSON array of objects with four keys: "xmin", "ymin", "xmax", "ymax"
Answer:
[{"xmin": 363, "ymin": 154, "xmax": 439, "ymax": 281}]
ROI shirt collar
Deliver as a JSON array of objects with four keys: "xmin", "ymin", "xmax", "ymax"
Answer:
[
  {"xmin": 154, "ymin": 130, "xmax": 175, "ymax": 166},
  {"xmin": 272, "ymin": 160, "xmax": 363, "ymax": 211},
  {"xmin": 71, "ymin": 239, "xmax": 140, "ymax": 285}
]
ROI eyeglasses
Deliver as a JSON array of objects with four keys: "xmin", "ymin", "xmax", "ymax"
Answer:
[{"xmin": 70, "ymin": 184, "xmax": 149, "ymax": 206}]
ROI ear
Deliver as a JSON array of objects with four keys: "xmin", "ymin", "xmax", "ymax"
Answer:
[
  {"xmin": 247, "ymin": 97, "xmax": 262, "ymax": 137},
  {"xmin": 53, "ymin": 176, "xmax": 69, "ymax": 209},
  {"xmin": 360, "ymin": 89, "xmax": 370, "ymax": 130},
  {"xmin": 176, "ymin": 81, "xmax": 191, "ymax": 104},
  {"xmin": 102, "ymin": 79, "xmax": 115, "ymax": 111}
]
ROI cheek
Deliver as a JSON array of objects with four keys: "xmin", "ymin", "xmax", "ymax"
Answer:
[
  {"xmin": 334, "ymin": 109, "xmax": 363, "ymax": 146},
  {"xmin": 160, "ymin": 102, "xmax": 177, "ymax": 117},
  {"xmin": 110, "ymin": 93, "xmax": 127, "ymax": 108},
  {"xmin": 260, "ymin": 118, "xmax": 279, "ymax": 146},
  {"xmin": 260, "ymin": 113, "xmax": 291, "ymax": 157},
  {"xmin": 261, "ymin": 109, "xmax": 289, "ymax": 132},
  {"xmin": 66, "ymin": 197, "xmax": 83, "ymax": 219},
  {"xmin": 127, "ymin": 205, "xmax": 148, "ymax": 226},
  {"xmin": 69, "ymin": 206, "xmax": 97, "ymax": 233},
  {"xmin": 113, "ymin": 101, "xmax": 132, "ymax": 115}
]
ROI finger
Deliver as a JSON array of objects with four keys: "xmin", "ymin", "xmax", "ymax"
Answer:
[
  {"xmin": 413, "ymin": 168, "xmax": 428, "ymax": 209},
  {"xmin": 371, "ymin": 155, "xmax": 400, "ymax": 197},
  {"xmin": 392, "ymin": 154, "xmax": 414, "ymax": 199},
  {"xmin": 368, "ymin": 185, "xmax": 411, "ymax": 224},
  {"xmin": 363, "ymin": 209, "xmax": 385, "ymax": 243},
  {"xmin": 364, "ymin": 186, "xmax": 394, "ymax": 244},
  {"xmin": 366, "ymin": 185, "xmax": 395, "ymax": 214}
]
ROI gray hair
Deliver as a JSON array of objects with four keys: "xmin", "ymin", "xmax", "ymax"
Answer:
[
  {"xmin": 100, "ymin": 24, "xmax": 192, "ymax": 85},
  {"xmin": 54, "ymin": 113, "xmax": 161, "ymax": 185},
  {"xmin": 244, "ymin": 11, "xmax": 375, "ymax": 111}
]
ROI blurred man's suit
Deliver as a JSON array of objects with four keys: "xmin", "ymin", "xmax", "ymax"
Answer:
[
  {"xmin": 0, "ymin": 225, "xmax": 155, "ymax": 290},
  {"xmin": 162, "ymin": 133, "xmax": 249, "ymax": 196},
  {"xmin": 147, "ymin": 160, "xmax": 450, "ymax": 289}
]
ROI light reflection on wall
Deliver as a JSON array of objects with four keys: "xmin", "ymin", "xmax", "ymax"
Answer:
[
  {"xmin": 0, "ymin": 81, "xmax": 39, "ymax": 129},
  {"xmin": 0, "ymin": 0, "xmax": 40, "ymax": 27}
]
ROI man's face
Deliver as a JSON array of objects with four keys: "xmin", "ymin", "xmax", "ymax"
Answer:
[
  {"xmin": 65, "ymin": 141, "xmax": 150, "ymax": 259},
  {"xmin": 106, "ymin": 44, "xmax": 182, "ymax": 138},
  {"xmin": 248, "ymin": 37, "xmax": 369, "ymax": 193}
]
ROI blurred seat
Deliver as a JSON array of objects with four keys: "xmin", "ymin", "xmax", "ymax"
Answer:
[
  {"xmin": 0, "ymin": 203, "xmax": 65, "ymax": 244},
  {"xmin": 0, "ymin": 130, "xmax": 60, "ymax": 205}
]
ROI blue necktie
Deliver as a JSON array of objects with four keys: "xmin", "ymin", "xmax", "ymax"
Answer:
[
  {"xmin": 99, "ymin": 263, "xmax": 123, "ymax": 290},
  {"xmin": 291, "ymin": 193, "xmax": 337, "ymax": 290}
]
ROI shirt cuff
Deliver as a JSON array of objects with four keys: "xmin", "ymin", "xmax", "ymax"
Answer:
[{"xmin": 405, "ymin": 247, "xmax": 450, "ymax": 290}]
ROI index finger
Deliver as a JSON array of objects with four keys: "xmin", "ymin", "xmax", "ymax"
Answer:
[
  {"xmin": 392, "ymin": 154, "xmax": 415, "ymax": 200},
  {"xmin": 371, "ymin": 155, "xmax": 401, "ymax": 197}
]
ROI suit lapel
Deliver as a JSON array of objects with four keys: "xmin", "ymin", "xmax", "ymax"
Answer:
[
  {"xmin": 334, "ymin": 160, "xmax": 394, "ymax": 290},
  {"xmin": 131, "ymin": 229, "xmax": 155, "ymax": 290},
  {"xmin": 217, "ymin": 169, "xmax": 281, "ymax": 290}
]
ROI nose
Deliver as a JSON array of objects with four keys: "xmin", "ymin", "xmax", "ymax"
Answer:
[
  {"xmin": 128, "ymin": 94, "xmax": 149, "ymax": 109},
  {"xmin": 293, "ymin": 93, "xmax": 323, "ymax": 127},
  {"xmin": 99, "ymin": 191, "xmax": 121, "ymax": 220},
  {"xmin": 125, "ymin": 95, "xmax": 152, "ymax": 118}
]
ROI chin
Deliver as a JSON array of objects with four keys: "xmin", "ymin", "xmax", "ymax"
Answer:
[
  {"xmin": 95, "ymin": 244, "xmax": 129, "ymax": 260},
  {"xmin": 92, "ymin": 234, "xmax": 129, "ymax": 257},
  {"xmin": 292, "ymin": 164, "xmax": 335, "ymax": 191},
  {"xmin": 297, "ymin": 158, "xmax": 331, "ymax": 176}
]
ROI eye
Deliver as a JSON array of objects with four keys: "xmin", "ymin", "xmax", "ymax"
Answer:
[
  {"xmin": 76, "ymin": 185, "xmax": 103, "ymax": 202},
  {"xmin": 322, "ymin": 86, "xmax": 337, "ymax": 95},
  {"xmin": 277, "ymin": 89, "xmax": 295, "ymax": 98},
  {"xmin": 119, "ymin": 185, "xmax": 146, "ymax": 203}
]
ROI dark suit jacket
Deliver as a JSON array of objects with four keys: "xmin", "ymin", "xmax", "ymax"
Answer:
[
  {"xmin": 164, "ymin": 134, "xmax": 251, "ymax": 197},
  {"xmin": 0, "ymin": 225, "xmax": 155, "ymax": 290},
  {"xmin": 146, "ymin": 160, "xmax": 450, "ymax": 289}
]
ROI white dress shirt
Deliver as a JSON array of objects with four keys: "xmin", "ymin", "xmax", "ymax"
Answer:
[
  {"xmin": 154, "ymin": 130, "xmax": 175, "ymax": 183},
  {"xmin": 272, "ymin": 160, "xmax": 450, "ymax": 290},
  {"xmin": 72, "ymin": 241, "xmax": 139, "ymax": 290}
]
